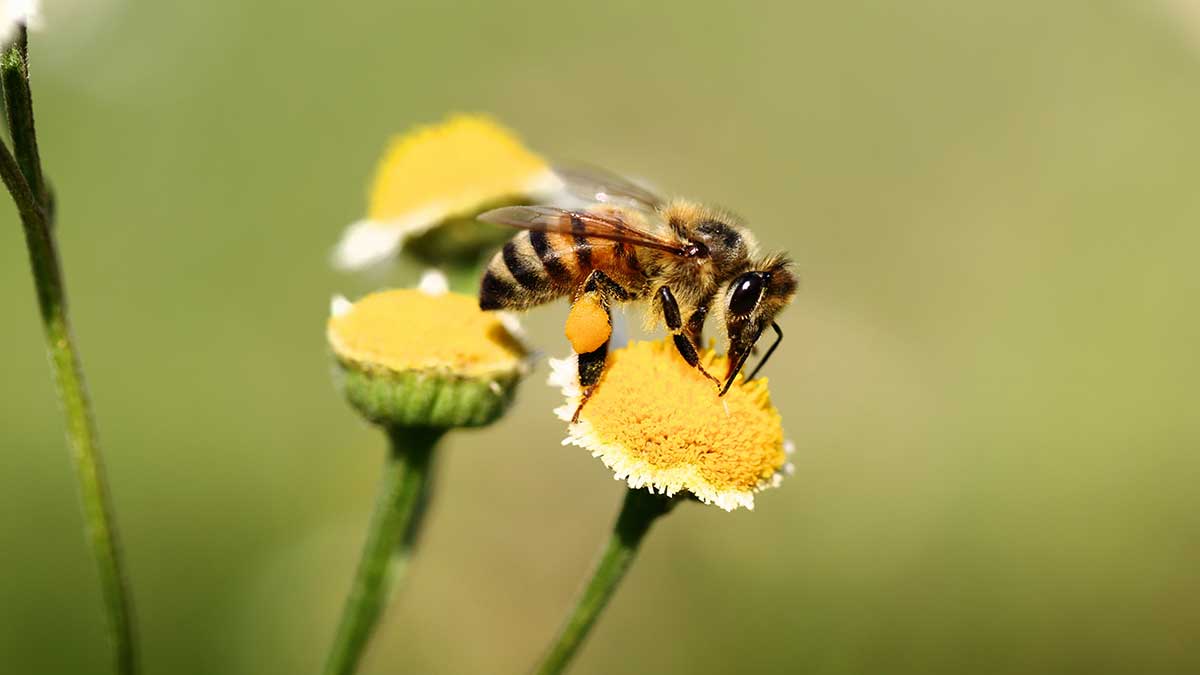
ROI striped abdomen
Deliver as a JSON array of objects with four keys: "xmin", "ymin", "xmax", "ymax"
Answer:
[{"xmin": 479, "ymin": 230, "xmax": 643, "ymax": 310}]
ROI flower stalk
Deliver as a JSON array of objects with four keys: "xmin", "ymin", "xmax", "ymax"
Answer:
[
  {"xmin": 324, "ymin": 287, "xmax": 529, "ymax": 673},
  {"xmin": 3, "ymin": 28, "xmax": 47, "ymax": 206},
  {"xmin": 323, "ymin": 426, "xmax": 442, "ymax": 675},
  {"xmin": 535, "ymin": 489, "xmax": 678, "ymax": 675},
  {"xmin": 1, "ymin": 28, "xmax": 138, "ymax": 675}
]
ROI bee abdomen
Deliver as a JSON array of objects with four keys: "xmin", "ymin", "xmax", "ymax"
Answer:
[
  {"xmin": 479, "ymin": 232, "xmax": 564, "ymax": 310},
  {"xmin": 529, "ymin": 230, "xmax": 576, "ymax": 286}
]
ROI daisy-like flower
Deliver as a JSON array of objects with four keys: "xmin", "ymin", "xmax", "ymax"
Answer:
[
  {"xmin": 549, "ymin": 339, "xmax": 790, "ymax": 511},
  {"xmin": 333, "ymin": 114, "xmax": 563, "ymax": 270},
  {"xmin": 324, "ymin": 275, "xmax": 530, "ymax": 675},
  {"xmin": 534, "ymin": 340, "xmax": 792, "ymax": 675},
  {"xmin": 327, "ymin": 275, "xmax": 529, "ymax": 428}
]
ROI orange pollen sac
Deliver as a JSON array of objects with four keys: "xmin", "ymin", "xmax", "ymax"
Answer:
[{"xmin": 565, "ymin": 295, "xmax": 611, "ymax": 353}]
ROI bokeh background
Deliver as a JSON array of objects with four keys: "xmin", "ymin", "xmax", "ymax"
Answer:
[{"xmin": 3, "ymin": 1, "xmax": 1198, "ymax": 673}]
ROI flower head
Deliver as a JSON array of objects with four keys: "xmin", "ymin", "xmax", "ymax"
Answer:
[
  {"xmin": 333, "ymin": 114, "xmax": 562, "ymax": 270},
  {"xmin": 550, "ymin": 340, "xmax": 791, "ymax": 511},
  {"xmin": 328, "ymin": 280, "xmax": 529, "ymax": 428}
]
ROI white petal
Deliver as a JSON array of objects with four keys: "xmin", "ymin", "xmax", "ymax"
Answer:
[
  {"xmin": 546, "ymin": 354, "xmax": 580, "ymax": 394},
  {"xmin": 0, "ymin": 0, "xmax": 38, "ymax": 42},
  {"xmin": 329, "ymin": 295, "xmax": 353, "ymax": 318},
  {"xmin": 417, "ymin": 269, "xmax": 450, "ymax": 296},
  {"xmin": 8, "ymin": 0, "xmax": 39, "ymax": 26},
  {"xmin": 332, "ymin": 220, "xmax": 405, "ymax": 270}
]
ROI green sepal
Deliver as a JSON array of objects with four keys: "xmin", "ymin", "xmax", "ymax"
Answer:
[{"xmin": 336, "ymin": 362, "xmax": 521, "ymax": 429}]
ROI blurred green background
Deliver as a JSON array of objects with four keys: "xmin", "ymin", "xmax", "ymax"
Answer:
[{"xmin": 3, "ymin": 1, "xmax": 1198, "ymax": 673}]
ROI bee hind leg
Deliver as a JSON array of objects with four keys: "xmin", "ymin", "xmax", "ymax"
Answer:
[
  {"xmin": 570, "ymin": 271, "xmax": 626, "ymax": 423},
  {"xmin": 657, "ymin": 286, "xmax": 722, "ymax": 391},
  {"xmin": 572, "ymin": 339, "xmax": 608, "ymax": 423}
]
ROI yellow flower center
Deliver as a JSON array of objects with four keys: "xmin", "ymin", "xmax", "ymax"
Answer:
[
  {"xmin": 367, "ymin": 114, "xmax": 553, "ymax": 223},
  {"xmin": 566, "ymin": 340, "xmax": 787, "ymax": 509},
  {"xmin": 328, "ymin": 289, "xmax": 526, "ymax": 377}
]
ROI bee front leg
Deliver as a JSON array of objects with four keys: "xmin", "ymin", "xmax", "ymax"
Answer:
[
  {"xmin": 657, "ymin": 286, "xmax": 722, "ymax": 390},
  {"xmin": 569, "ymin": 271, "xmax": 626, "ymax": 423}
]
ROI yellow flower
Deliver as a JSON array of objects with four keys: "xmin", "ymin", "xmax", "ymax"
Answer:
[
  {"xmin": 333, "ymin": 114, "xmax": 563, "ymax": 269},
  {"xmin": 328, "ymin": 278, "xmax": 529, "ymax": 428},
  {"xmin": 549, "ymin": 340, "xmax": 791, "ymax": 511}
]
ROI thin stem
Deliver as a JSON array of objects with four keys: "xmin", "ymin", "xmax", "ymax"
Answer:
[
  {"xmin": 323, "ymin": 426, "xmax": 443, "ymax": 675},
  {"xmin": 2, "ymin": 27, "xmax": 48, "ymax": 206},
  {"xmin": 1, "ymin": 33, "xmax": 138, "ymax": 675},
  {"xmin": 534, "ymin": 489, "xmax": 677, "ymax": 675}
]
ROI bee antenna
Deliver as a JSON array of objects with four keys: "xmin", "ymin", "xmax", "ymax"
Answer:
[{"xmin": 745, "ymin": 322, "xmax": 783, "ymax": 382}]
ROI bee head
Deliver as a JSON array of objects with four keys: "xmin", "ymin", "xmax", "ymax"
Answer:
[{"xmin": 719, "ymin": 255, "xmax": 797, "ymax": 393}]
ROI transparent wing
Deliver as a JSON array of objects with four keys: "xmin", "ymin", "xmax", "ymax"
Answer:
[
  {"xmin": 553, "ymin": 164, "xmax": 664, "ymax": 211},
  {"xmin": 478, "ymin": 205, "xmax": 684, "ymax": 254}
]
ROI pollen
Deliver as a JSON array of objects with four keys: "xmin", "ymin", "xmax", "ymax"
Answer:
[
  {"xmin": 564, "ymin": 295, "xmax": 611, "ymax": 354},
  {"xmin": 551, "ymin": 340, "xmax": 789, "ymax": 511},
  {"xmin": 328, "ymin": 289, "xmax": 527, "ymax": 378},
  {"xmin": 367, "ymin": 114, "xmax": 554, "ymax": 223}
]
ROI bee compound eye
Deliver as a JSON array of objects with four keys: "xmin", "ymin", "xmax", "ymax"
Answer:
[{"xmin": 728, "ymin": 273, "xmax": 764, "ymax": 316}]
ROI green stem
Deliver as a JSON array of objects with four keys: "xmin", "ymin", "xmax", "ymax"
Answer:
[
  {"xmin": 2, "ymin": 28, "xmax": 48, "ymax": 207},
  {"xmin": 1, "ymin": 32, "xmax": 138, "ymax": 675},
  {"xmin": 534, "ymin": 489, "xmax": 677, "ymax": 675},
  {"xmin": 323, "ymin": 426, "xmax": 443, "ymax": 675}
]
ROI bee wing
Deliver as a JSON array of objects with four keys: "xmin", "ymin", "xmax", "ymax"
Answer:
[
  {"xmin": 553, "ymin": 164, "xmax": 665, "ymax": 211},
  {"xmin": 479, "ymin": 205, "xmax": 684, "ymax": 255}
]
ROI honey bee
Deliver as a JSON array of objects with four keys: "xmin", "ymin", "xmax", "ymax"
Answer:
[{"xmin": 478, "ymin": 167, "xmax": 797, "ymax": 420}]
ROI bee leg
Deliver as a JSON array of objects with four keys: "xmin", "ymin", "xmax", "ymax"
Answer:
[
  {"xmin": 573, "ymin": 339, "xmax": 608, "ymax": 423},
  {"xmin": 685, "ymin": 302, "xmax": 709, "ymax": 347},
  {"xmin": 657, "ymin": 286, "xmax": 721, "ymax": 390},
  {"xmin": 571, "ymin": 271, "xmax": 625, "ymax": 423},
  {"xmin": 583, "ymin": 269, "xmax": 630, "ymax": 302}
]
